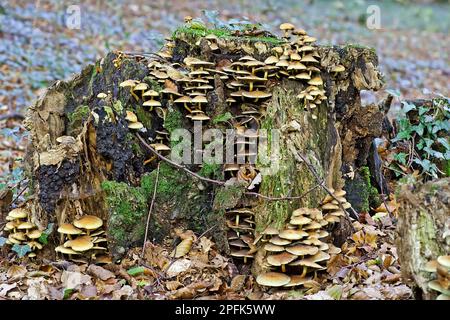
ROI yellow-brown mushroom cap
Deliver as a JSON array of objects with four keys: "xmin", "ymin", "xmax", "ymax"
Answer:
[
  {"xmin": 17, "ymin": 222, "xmax": 34, "ymax": 230},
  {"xmin": 267, "ymin": 252, "xmax": 297, "ymax": 266},
  {"xmin": 27, "ymin": 229, "xmax": 43, "ymax": 239},
  {"xmin": 57, "ymin": 223, "xmax": 82, "ymax": 235},
  {"xmin": 55, "ymin": 245, "xmax": 79, "ymax": 255},
  {"xmin": 66, "ymin": 236, "xmax": 94, "ymax": 252},
  {"xmin": 8, "ymin": 208, "xmax": 29, "ymax": 219},
  {"xmin": 74, "ymin": 215, "xmax": 103, "ymax": 231},
  {"xmin": 256, "ymin": 272, "xmax": 290, "ymax": 287}
]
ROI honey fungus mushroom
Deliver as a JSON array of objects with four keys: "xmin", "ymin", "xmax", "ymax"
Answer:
[
  {"xmin": 73, "ymin": 215, "xmax": 103, "ymax": 235},
  {"xmin": 256, "ymin": 272, "xmax": 291, "ymax": 287},
  {"xmin": 57, "ymin": 223, "xmax": 82, "ymax": 240},
  {"xmin": 279, "ymin": 22, "xmax": 295, "ymax": 38}
]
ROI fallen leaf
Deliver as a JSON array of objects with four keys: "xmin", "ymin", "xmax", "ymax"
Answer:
[
  {"xmin": 0, "ymin": 283, "xmax": 17, "ymax": 296},
  {"xmin": 87, "ymin": 264, "xmax": 115, "ymax": 281},
  {"xmin": 229, "ymin": 275, "xmax": 246, "ymax": 292},
  {"xmin": 61, "ymin": 271, "xmax": 92, "ymax": 290},
  {"xmin": 166, "ymin": 259, "xmax": 191, "ymax": 278},
  {"xmin": 7, "ymin": 265, "xmax": 27, "ymax": 279},
  {"xmin": 26, "ymin": 278, "xmax": 49, "ymax": 300},
  {"xmin": 199, "ymin": 237, "xmax": 213, "ymax": 253},
  {"xmin": 112, "ymin": 285, "xmax": 135, "ymax": 300}
]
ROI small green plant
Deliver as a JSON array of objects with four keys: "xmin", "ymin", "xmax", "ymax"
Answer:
[
  {"xmin": 11, "ymin": 244, "xmax": 31, "ymax": 258},
  {"xmin": 38, "ymin": 223, "xmax": 54, "ymax": 245},
  {"xmin": 389, "ymin": 96, "xmax": 450, "ymax": 180}
]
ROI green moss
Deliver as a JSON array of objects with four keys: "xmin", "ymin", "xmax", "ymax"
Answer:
[
  {"xmin": 164, "ymin": 108, "xmax": 184, "ymax": 134},
  {"xmin": 127, "ymin": 133, "xmax": 145, "ymax": 157},
  {"xmin": 173, "ymin": 26, "xmax": 283, "ymax": 44},
  {"xmin": 135, "ymin": 104, "xmax": 153, "ymax": 128},
  {"xmin": 141, "ymin": 162, "xmax": 186, "ymax": 202},
  {"xmin": 67, "ymin": 105, "xmax": 90, "ymax": 132},
  {"xmin": 143, "ymin": 76, "xmax": 163, "ymax": 92},
  {"xmin": 345, "ymin": 166, "xmax": 380, "ymax": 212},
  {"xmin": 101, "ymin": 180, "xmax": 150, "ymax": 246},
  {"xmin": 199, "ymin": 163, "xmax": 223, "ymax": 180},
  {"xmin": 213, "ymin": 184, "xmax": 246, "ymax": 211},
  {"xmin": 361, "ymin": 166, "xmax": 381, "ymax": 209},
  {"xmin": 344, "ymin": 43, "xmax": 376, "ymax": 54}
]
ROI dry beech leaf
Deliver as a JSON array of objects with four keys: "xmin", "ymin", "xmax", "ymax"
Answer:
[
  {"xmin": 166, "ymin": 259, "xmax": 191, "ymax": 278},
  {"xmin": 87, "ymin": 265, "xmax": 115, "ymax": 281},
  {"xmin": 171, "ymin": 238, "xmax": 193, "ymax": 258},
  {"xmin": 0, "ymin": 283, "xmax": 17, "ymax": 297},
  {"xmin": 199, "ymin": 237, "xmax": 213, "ymax": 253},
  {"xmin": 7, "ymin": 265, "xmax": 27, "ymax": 279},
  {"xmin": 166, "ymin": 280, "xmax": 183, "ymax": 291},
  {"xmin": 230, "ymin": 275, "xmax": 246, "ymax": 292}
]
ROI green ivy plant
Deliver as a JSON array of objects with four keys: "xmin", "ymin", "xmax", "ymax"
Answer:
[{"xmin": 390, "ymin": 96, "xmax": 450, "ymax": 180}]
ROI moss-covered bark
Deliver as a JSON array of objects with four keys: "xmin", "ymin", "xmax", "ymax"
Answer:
[
  {"xmin": 396, "ymin": 178, "xmax": 450, "ymax": 299},
  {"xmin": 23, "ymin": 29, "xmax": 384, "ymax": 261}
]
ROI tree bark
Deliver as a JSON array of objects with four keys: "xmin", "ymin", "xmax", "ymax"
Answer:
[
  {"xmin": 396, "ymin": 177, "xmax": 450, "ymax": 299},
  {"xmin": 19, "ymin": 33, "xmax": 384, "ymax": 260}
]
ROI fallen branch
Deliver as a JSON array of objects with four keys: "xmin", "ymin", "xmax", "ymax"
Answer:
[
  {"xmin": 141, "ymin": 162, "xmax": 160, "ymax": 258},
  {"xmin": 288, "ymin": 144, "xmax": 359, "ymax": 220},
  {"xmin": 137, "ymin": 133, "xmax": 225, "ymax": 186},
  {"xmin": 136, "ymin": 133, "xmax": 317, "ymax": 202}
]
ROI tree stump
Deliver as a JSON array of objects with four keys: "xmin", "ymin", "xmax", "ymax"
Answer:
[
  {"xmin": 15, "ymin": 26, "xmax": 384, "ymax": 263},
  {"xmin": 396, "ymin": 178, "xmax": 450, "ymax": 299}
]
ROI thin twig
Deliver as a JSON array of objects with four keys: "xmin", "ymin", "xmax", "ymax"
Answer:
[
  {"xmin": 290, "ymin": 147, "xmax": 359, "ymax": 220},
  {"xmin": 137, "ymin": 133, "xmax": 225, "ymax": 186},
  {"xmin": 197, "ymin": 224, "xmax": 217, "ymax": 240},
  {"xmin": 244, "ymin": 183, "xmax": 321, "ymax": 201},
  {"xmin": 137, "ymin": 133, "xmax": 320, "ymax": 202},
  {"xmin": 141, "ymin": 162, "xmax": 161, "ymax": 258},
  {"xmin": 10, "ymin": 181, "xmax": 28, "ymax": 205}
]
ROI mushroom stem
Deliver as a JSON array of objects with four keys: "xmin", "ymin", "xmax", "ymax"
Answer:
[
  {"xmin": 244, "ymin": 257, "xmax": 247, "ymax": 264},
  {"xmin": 281, "ymin": 264, "xmax": 286, "ymax": 273},
  {"xmin": 130, "ymin": 88, "xmax": 139, "ymax": 101},
  {"xmin": 249, "ymin": 82, "xmax": 254, "ymax": 92},
  {"xmin": 235, "ymin": 215, "xmax": 240, "ymax": 226},
  {"xmin": 183, "ymin": 103, "xmax": 192, "ymax": 113},
  {"xmin": 144, "ymin": 155, "xmax": 157, "ymax": 165},
  {"xmin": 300, "ymin": 266, "xmax": 308, "ymax": 278}
]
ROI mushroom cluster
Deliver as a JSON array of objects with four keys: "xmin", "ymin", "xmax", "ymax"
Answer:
[
  {"xmin": 319, "ymin": 189, "xmax": 351, "ymax": 225},
  {"xmin": 271, "ymin": 24, "xmax": 329, "ymax": 115},
  {"xmin": 3, "ymin": 207, "xmax": 43, "ymax": 258},
  {"xmin": 424, "ymin": 255, "xmax": 450, "ymax": 300},
  {"xmin": 55, "ymin": 215, "xmax": 110, "ymax": 263},
  {"xmin": 113, "ymin": 20, "xmax": 329, "ymax": 160},
  {"xmin": 226, "ymin": 208, "xmax": 257, "ymax": 264},
  {"xmin": 256, "ymin": 207, "xmax": 341, "ymax": 288}
]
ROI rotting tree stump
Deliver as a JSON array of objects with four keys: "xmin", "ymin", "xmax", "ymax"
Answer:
[
  {"xmin": 397, "ymin": 178, "xmax": 450, "ymax": 299},
  {"xmin": 16, "ymin": 26, "xmax": 385, "ymax": 263}
]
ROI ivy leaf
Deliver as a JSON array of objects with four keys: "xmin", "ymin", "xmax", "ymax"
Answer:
[
  {"xmin": 411, "ymin": 124, "xmax": 424, "ymax": 136},
  {"xmin": 38, "ymin": 223, "xmax": 54, "ymax": 245},
  {"xmin": 394, "ymin": 152, "xmax": 407, "ymax": 165},
  {"xmin": 418, "ymin": 106, "xmax": 428, "ymax": 116},
  {"xmin": 0, "ymin": 236, "xmax": 7, "ymax": 247},
  {"xmin": 12, "ymin": 244, "xmax": 32, "ymax": 258},
  {"xmin": 63, "ymin": 288, "xmax": 75, "ymax": 300},
  {"xmin": 401, "ymin": 101, "xmax": 416, "ymax": 113},
  {"xmin": 127, "ymin": 266, "xmax": 145, "ymax": 276}
]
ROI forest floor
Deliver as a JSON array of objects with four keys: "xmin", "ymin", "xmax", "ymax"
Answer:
[{"xmin": 0, "ymin": 0, "xmax": 449, "ymax": 300}]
